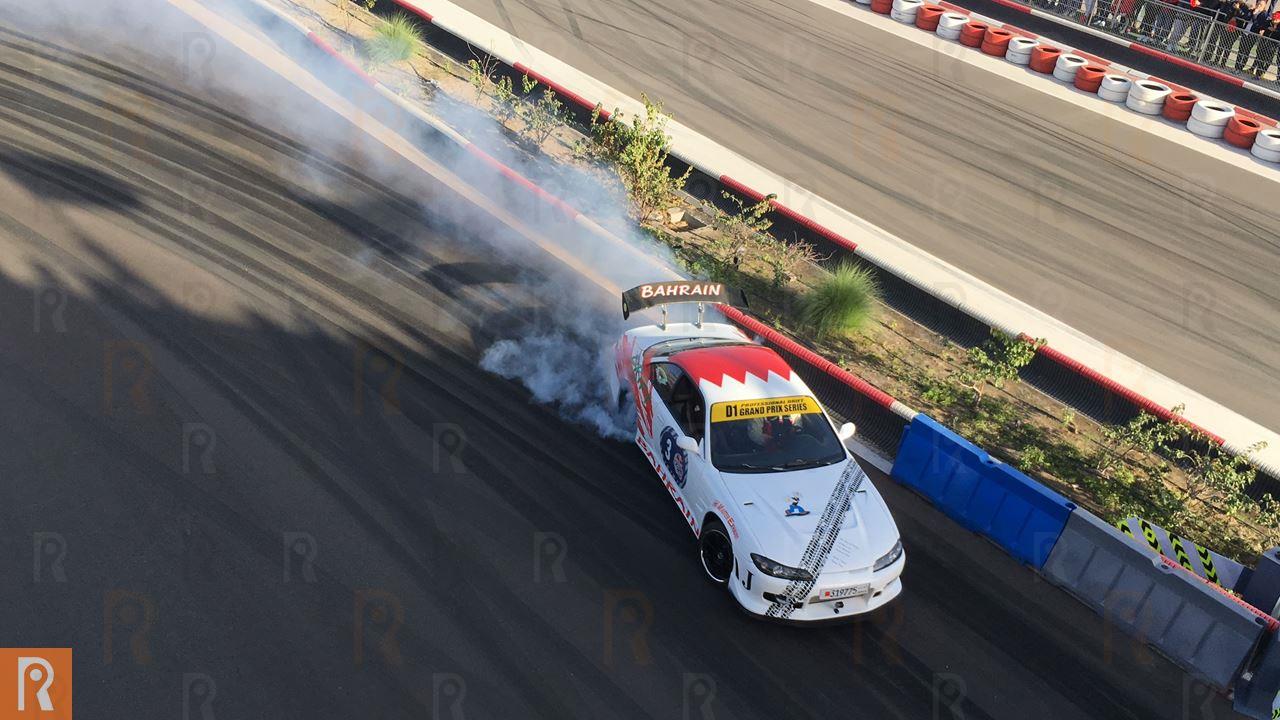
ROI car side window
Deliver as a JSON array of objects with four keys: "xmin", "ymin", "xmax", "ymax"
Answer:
[
  {"xmin": 669, "ymin": 375, "xmax": 706, "ymax": 442},
  {"xmin": 681, "ymin": 376, "xmax": 706, "ymax": 441},
  {"xmin": 651, "ymin": 363, "xmax": 705, "ymax": 441},
  {"xmin": 650, "ymin": 362, "xmax": 683, "ymax": 404}
]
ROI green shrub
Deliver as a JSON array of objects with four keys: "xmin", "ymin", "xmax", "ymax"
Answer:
[
  {"xmin": 1018, "ymin": 445, "xmax": 1048, "ymax": 474},
  {"xmin": 366, "ymin": 14, "xmax": 422, "ymax": 65},
  {"xmin": 585, "ymin": 96, "xmax": 689, "ymax": 221},
  {"xmin": 956, "ymin": 330, "xmax": 1044, "ymax": 405},
  {"xmin": 798, "ymin": 262, "xmax": 880, "ymax": 339}
]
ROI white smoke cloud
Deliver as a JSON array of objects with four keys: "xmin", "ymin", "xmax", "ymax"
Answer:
[
  {"xmin": 480, "ymin": 330, "xmax": 633, "ymax": 440},
  {"xmin": 7, "ymin": 0, "xmax": 680, "ymax": 439}
]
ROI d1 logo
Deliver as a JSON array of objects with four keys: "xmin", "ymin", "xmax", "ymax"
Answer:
[{"xmin": 659, "ymin": 427, "xmax": 689, "ymax": 488}]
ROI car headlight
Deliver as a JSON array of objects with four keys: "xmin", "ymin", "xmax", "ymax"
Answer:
[
  {"xmin": 750, "ymin": 553, "xmax": 814, "ymax": 581},
  {"xmin": 874, "ymin": 540, "xmax": 904, "ymax": 572}
]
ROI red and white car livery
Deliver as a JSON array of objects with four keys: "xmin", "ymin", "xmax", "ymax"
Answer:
[{"xmin": 610, "ymin": 281, "xmax": 905, "ymax": 621}]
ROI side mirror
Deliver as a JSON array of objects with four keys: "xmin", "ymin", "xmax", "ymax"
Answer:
[
  {"xmin": 676, "ymin": 436, "xmax": 701, "ymax": 454},
  {"xmin": 838, "ymin": 422, "xmax": 857, "ymax": 441}
]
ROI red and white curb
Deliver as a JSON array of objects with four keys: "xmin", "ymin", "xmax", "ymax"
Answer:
[{"xmin": 378, "ymin": 0, "xmax": 1280, "ymax": 476}]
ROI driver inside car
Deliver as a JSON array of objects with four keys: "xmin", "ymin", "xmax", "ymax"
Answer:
[{"xmin": 749, "ymin": 413, "xmax": 802, "ymax": 452}]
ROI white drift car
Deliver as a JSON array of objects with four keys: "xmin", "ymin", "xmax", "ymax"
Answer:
[{"xmin": 610, "ymin": 281, "xmax": 905, "ymax": 622}]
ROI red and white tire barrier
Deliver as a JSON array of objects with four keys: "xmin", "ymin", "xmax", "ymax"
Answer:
[
  {"xmin": 960, "ymin": 0, "xmax": 1280, "ymax": 103},
  {"xmin": 926, "ymin": 0, "xmax": 1280, "ymax": 156}
]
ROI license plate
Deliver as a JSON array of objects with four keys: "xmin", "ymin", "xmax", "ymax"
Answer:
[{"xmin": 813, "ymin": 584, "xmax": 870, "ymax": 602}]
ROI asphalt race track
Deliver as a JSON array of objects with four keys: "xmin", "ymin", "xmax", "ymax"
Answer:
[
  {"xmin": 433, "ymin": 0, "xmax": 1280, "ymax": 432},
  {"xmin": 0, "ymin": 1, "xmax": 1244, "ymax": 717}
]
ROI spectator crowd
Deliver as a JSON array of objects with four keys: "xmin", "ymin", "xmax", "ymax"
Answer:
[{"xmin": 1045, "ymin": 0, "xmax": 1280, "ymax": 78}]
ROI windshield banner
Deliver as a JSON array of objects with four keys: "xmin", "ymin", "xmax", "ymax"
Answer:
[{"xmin": 711, "ymin": 395, "xmax": 822, "ymax": 423}]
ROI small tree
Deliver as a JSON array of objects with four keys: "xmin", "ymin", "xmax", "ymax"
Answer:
[
  {"xmin": 491, "ymin": 76, "xmax": 518, "ymax": 126},
  {"xmin": 705, "ymin": 192, "xmax": 774, "ymax": 268},
  {"xmin": 467, "ymin": 55, "xmax": 501, "ymax": 101},
  {"xmin": 516, "ymin": 77, "xmax": 570, "ymax": 146},
  {"xmin": 955, "ymin": 330, "xmax": 1043, "ymax": 405},
  {"xmin": 1094, "ymin": 405, "xmax": 1182, "ymax": 487},
  {"xmin": 1170, "ymin": 434, "xmax": 1266, "ymax": 511},
  {"xmin": 759, "ymin": 235, "xmax": 822, "ymax": 289},
  {"xmin": 586, "ymin": 95, "xmax": 690, "ymax": 222}
]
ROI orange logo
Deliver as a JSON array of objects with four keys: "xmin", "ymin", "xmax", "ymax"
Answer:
[{"xmin": 0, "ymin": 649, "xmax": 71, "ymax": 719}]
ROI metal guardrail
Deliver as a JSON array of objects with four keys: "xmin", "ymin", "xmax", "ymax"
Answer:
[{"xmin": 1024, "ymin": 0, "xmax": 1280, "ymax": 87}]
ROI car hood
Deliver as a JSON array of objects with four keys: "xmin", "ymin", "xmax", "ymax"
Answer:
[{"xmin": 722, "ymin": 460, "xmax": 899, "ymax": 572}]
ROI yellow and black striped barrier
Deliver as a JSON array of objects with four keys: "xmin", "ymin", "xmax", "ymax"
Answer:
[{"xmin": 1115, "ymin": 516, "xmax": 1244, "ymax": 591}]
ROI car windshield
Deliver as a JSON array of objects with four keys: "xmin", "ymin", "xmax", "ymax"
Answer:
[{"xmin": 709, "ymin": 396, "xmax": 846, "ymax": 473}]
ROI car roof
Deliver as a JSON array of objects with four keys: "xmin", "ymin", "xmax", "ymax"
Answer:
[{"xmin": 666, "ymin": 343, "xmax": 812, "ymax": 405}]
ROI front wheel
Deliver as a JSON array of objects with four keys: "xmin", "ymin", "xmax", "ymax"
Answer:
[{"xmin": 699, "ymin": 518, "xmax": 734, "ymax": 585}]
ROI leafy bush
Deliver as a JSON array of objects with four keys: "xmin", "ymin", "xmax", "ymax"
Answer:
[
  {"xmin": 585, "ymin": 96, "xmax": 689, "ymax": 221},
  {"xmin": 1018, "ymin": 445, "xmax": 1048, "ymax": 473},
  {"xmin": 797, "ymin": 262, "xmax": 880, "ymax": 339},
  {"xmin": 366, "ymin": 14, "xmax": 422, "ymax": 65},
  {"xmin": 467, "ymin": 55, "xmax": 500, "ymax": 100},
  {"xmin": 705, "ymin": 192, "xmax": 774, "ymax": 269},
  {"xmin": 517, "ymin": 76, "xmax": 570, "ymax": 146},
  {"xmin": 956, "ymin": 330, "xmax": 1044, "ymax": 405}
]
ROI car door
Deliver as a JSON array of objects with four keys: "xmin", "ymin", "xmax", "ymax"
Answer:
[{"xmin": 649, "ymin": 362, "xmax": 713, "ymax": 530}]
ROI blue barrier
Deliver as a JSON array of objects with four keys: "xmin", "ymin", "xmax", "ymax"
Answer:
[{"xmin": 892, "ymin": 414, "xmax": 1075, "ymax": 569}]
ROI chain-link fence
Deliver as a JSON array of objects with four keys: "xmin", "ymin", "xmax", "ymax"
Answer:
[{"xmin": 1022, "ymin": 0, "xmax": 1280, "ymax": 88}]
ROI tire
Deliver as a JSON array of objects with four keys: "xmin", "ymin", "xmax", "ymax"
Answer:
[
  {"xmin": 959, "ymin": 21, "xmax": 988, "ymax": 46},
  {"xmin": 916, "ymin": 4, "xmax": 944, "ymax": 29},
  {"xmin": 1125, "ymin": 95, "xmax": 1164, "ymax": 115},
  {"xmin": 892, "ymin": 0, "xmax": 923, "ymax": 11},
  {"xmin": 1005, "ymin": 37, "xmax": 1037, "ymax": 64},
  {"xmin": 1251, "ymin": 142, "xmax": 1280, "ymax": 162},
  {"xmin": 1164, "ymin": 92, "xmax": 1198, "ymax": 114},
  {"xmin": 1191, "ymin": 100, "xmax": 1235, "ymax": 125},
  {"xmin": 1128, "ymin": 80, "xmax": 1172, "ymax": 103},
  {"xmin": 1254, "ymin": 128, "xmax": 1280, "ymax": 151},
  {"xmin": 1098, "ymin": 87, "xmax": 1127, "ymax": 102},
  {"xmin": 1053, "ymin": 54, "xmax": 1087, "ymax": 82},
  {"xmin": 1187, "ymin": 116, "xmax": 1227, "ymax": 138},
  {"xmin": 1225, "ymin": 116, "xmax": 1262, "ymax": 148},
  {"xmin": 1074, "ymin": 65, "xmax": 1106, "ymax": 92},
  {"xmin": 937, "ymin": 12, "xmax": 968, "ymax": 38},
  {"xmin": 1100, "ymin": 74, "xmax": 1132, "ymax": 94},
  {"xmin": 890, "ymin": 8, "xmax": 918, "ymax": 22},
  {"xmin": 699, "ymin": 518, "xmax": 734, "ymax": 586},
  {"xmin": 981, "ymin": 27, "xmax": 1013, "ymax": 56}
]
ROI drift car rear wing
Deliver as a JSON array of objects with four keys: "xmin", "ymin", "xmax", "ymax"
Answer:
[{"xmin": 621, "ymin": 281, "xmax": 748, "ymax": 327}]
